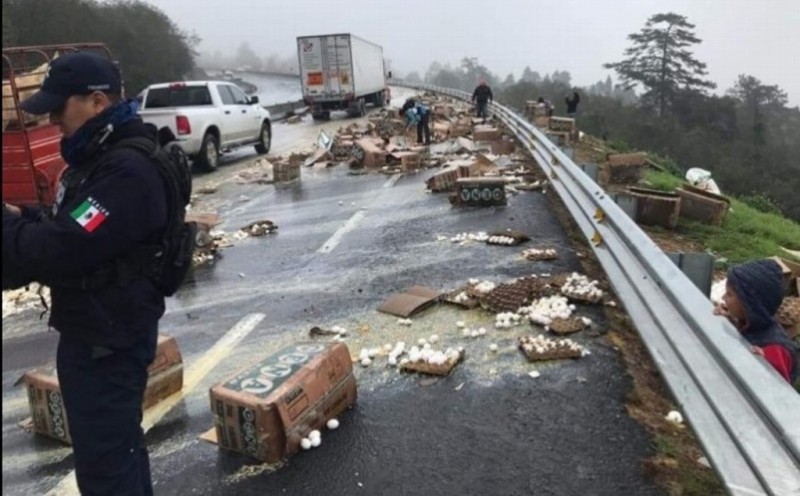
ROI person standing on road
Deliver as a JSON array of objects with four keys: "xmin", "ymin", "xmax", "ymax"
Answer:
[
  {"xmin": 537, "ymin": 96, "xmax": 554, "ymax": 117},
  {"xmin": 400, "ymin": 98, "xmax": 431, "ymax": 145},
  {"xmin": 472, "ymin": 79, "xmax": 493, "ymax": 121},
  {"xmin": 714, "ymin": 259, "xmax": 798, "ymax": 385},
  {"xmin": 565, "ymin": 91, "xmax": 580, "ymax": 118},
  {"xmin": 2, "ymin": 52, "xmax": 168, "ymax": 495}
]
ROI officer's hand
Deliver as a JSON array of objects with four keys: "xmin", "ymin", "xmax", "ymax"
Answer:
[{"xmin": 3, "ymin": 203, "xmax": 21, "ymax": 216}]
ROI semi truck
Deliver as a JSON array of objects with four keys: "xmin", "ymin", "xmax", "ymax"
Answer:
[{"xmin": 297, "ymin": 34, "xmax": 387, "ymax": 120}]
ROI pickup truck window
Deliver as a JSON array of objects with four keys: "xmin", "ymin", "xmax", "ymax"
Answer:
[
  {"xmin": 145, "ymin": 86, "xmax": 212, "ymax": 108},
  {"xmin": 217, "ymin": 85, "xmax": 236, "ymax": 105},
  {"xmin": 227, "ymin": 85, "xmax": 250, "ymax": 105}
]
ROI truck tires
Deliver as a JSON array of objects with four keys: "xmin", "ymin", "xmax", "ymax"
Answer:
[
  {"xmin": 377, "ymin": 90, "xmax": 386, "ymax": 108},
  {"xmin": 254, "ymin": 122, "xmax": 271, "ymax": 155},
  {"xmin": 194, "ymin": 133, "xmax": 219, "ymax": 172},
  {"xmin": 348, "ymin": 98, "xmax": 366, "ymax": 118}
]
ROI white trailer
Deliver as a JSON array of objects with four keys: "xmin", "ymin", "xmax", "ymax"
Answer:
[{"xmin": 297, "ymin": 33, "xmax": 387, "ymax": 120}]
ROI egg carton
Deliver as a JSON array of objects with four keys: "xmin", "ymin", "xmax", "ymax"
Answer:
[
  {"xmin": 486, "ymin": 230, "xmax": 530, "ymax": 246},
  {"xmin": 400, "ymin": 350, "xmax": 466, "ymax": 376},
  {"xmin": 518, "ymin": 335, "xmax": 583, "ymax": 361},
  {"xmin": 548, "ymin": 317, "xmax": 588, "ymax": 335},
  {"xmin": 241, "ymin": 220, "xmax": 278, "ymax": 237},
  {"xmin": 777, "ymin": 297, "xmax": 799, "ymax": 339},
  {"xmin": 481, "ymin": 281, "xmax": 534, "ymax": 313},
  {"xmin": 522, "ymin": 248, "xmax": 559, "ymax": 261}
]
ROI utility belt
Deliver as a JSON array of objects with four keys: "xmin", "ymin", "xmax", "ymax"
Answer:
[{"xmin": 43, "ymin": 245, "xmax": 163, "ymax": 291}]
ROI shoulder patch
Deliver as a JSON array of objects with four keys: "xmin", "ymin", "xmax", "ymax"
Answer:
[{"xmin": 70, "ymin": 197, "xmax": 109, "ymax": 232}]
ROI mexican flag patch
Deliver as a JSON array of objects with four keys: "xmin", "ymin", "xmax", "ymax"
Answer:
[{"xmin": 70, "ymin": 197, "xmax": 108, "ymax": 233}]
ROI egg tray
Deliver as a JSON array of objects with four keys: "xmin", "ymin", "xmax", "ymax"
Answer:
[
  {"xmin": 548, "ymin": 317, "xmax": 588, "ymax": 335},
  {"xmin": 517, "ymin": 336, "xmax": 583, "ymax": 361},
  {"xmin": 486, "ymin": 231, "xmax": 531, "ymax": 246},
  {"xmin": 400, "ymin": 351, "xmax": 466, "ymax": 376},
  {"xmin": 241, "ymin": 220, "xmax": 278, "ymax": 237},
  {"xmin": 777, "ymin": 297, "xmax": 799, "ymax": 339},
  {"xmin": 522, "ymin": 248, "xmax": 559, "ymax": 262},
  {"xmin": 481, "ymin": 281, "xmax": 533, "ymax": 313},
  {"xmin": 443, "ymin": 287, "xmax": 481, "ymax": 309}
]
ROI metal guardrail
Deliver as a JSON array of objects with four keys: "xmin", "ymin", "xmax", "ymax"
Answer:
[{"xmin": 392, "ymin": 81, "xmax": 800, "ymax": 496}]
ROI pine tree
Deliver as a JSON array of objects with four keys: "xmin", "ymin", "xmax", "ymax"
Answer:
[{"xmin": 604, "ymin": 12, "xmax": 715, "ymax": 116}]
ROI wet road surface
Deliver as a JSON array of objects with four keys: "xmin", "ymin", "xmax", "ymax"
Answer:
[{"xmin": 2, "ymin": 87, "xmax": 664, "ymax": 496}]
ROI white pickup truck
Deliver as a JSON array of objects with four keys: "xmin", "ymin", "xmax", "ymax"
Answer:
[{"xmin": 137, "ymin": 81, "xmax": 271, "ymax": 172}]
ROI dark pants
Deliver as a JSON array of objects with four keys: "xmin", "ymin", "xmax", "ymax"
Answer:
[
  {"xmin": 57, "ymin": 333, "xmax": 157, "ymax": 496},
  {"xmin": 417, "ymin": 113, "xmax": 431, "ymax": 144},
  {"xmin": 476, "ymin": 101, "xmax": 489, "ymax": 119}
]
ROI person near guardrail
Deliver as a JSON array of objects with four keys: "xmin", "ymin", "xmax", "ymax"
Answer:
[
  {"xmin": 714, "ymin": 259, "xmax": 798, "ymax": 384},
  {"xmin": 2, "ymin": 52, "xmax": 168, "ymax": 495},
  {"xmin": 565, "ymin": 91, "xmax": 580, "ymax": 118},
  {"xmin": 400, "ymin": 98, "xmax": 431, "ymax": 145},
  {"xmin": 536, "ymin": 96, "xmax": 554, "ymax": 117},
  {"xmin": 472, "ymin": 79, "xmax": 493, "ymax": 122}
]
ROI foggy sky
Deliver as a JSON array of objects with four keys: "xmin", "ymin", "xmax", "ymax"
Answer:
[{"xmin": 144, "ymin": 0, "xmax": 800, "ymax": 105}]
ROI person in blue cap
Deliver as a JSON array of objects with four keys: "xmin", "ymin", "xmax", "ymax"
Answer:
[
  {"xmin": 3, "ymin": 51, "xmax": 167, "ymax": 495},
  {"xmin": 715, "ymin": 259, "xmax": 798, "ymax": 385},
  {"xmin": 400, "ymin": 97, "xmax": 431, "ymax": 145}
]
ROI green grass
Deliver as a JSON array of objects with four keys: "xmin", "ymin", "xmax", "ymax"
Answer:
[{"xmin": 643, "ymin": 171, "xmax": 800, "ymax": 265}]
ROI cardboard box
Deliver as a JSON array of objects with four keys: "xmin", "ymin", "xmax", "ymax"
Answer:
[
  {"xmin": 608, "ymin": 153, "xmax": 647, "ymax": 167},
  {"xmin": 378, "ymin": 286, "xmax": 444, "ymax": 317},
  {"xmin": 676, "ymin": 184, "xmax": 730, "ymax": 226},
  {"xmin": 603, "ymin": 161, "xmax": 645, "ymax": 184},
  {"xmin": 426, "ymin": 166, "xmax": 460, "ymax": 192},
  {"xmin": 355, "ymin": 138, "xmax": 387, "ymax": 168},
  {"xmin": 207, "ymin": 342, "xmax": 357, "ymax": 463},
  {"xmin": 454, "ymin": 177, "xmax": 507, "ymax": 207},
  {"xmin": 274, "ymin": 161, "xmax": 301, "ymax": 182},
  {"xmin": 533, "ymin": 116, "xmax": 550, "ymax": 128},
  {"xmin": 627, "ymin": 187, "xmax": 681, "ymax": 229},
  {"xmin": 391, "ymin": 152, "xmax": 421, "ymax": 171},
  {"xmin": 548, "ymin": 117, "xmax": 576, "ymax": 134},
  {"xmin": 472, "ymin": 125, "xmax": 501, "ymax": 142},
  {"xmin": 491, "ymin": 138, "xmax": 516, "ymax": 155},
  {"xmin": 19, "ymin": 335, "xmax": 183, "ymax": 444},
  {"xmin": 771, "ymin": 257, "xmax": 800, "ymax": 296}
]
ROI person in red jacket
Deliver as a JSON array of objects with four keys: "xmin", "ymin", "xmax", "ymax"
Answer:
[{"xmin": 714, "ymin": 259, "xmax": 798, "ymax": 384}]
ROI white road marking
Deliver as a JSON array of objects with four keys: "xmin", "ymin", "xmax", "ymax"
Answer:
[
  {"xmin": 316, "ymin": 174, "xmax": 400, "ymax": 255},
  {"xmin": 45, "ymin": 312, "xmax": 266, "ymax": 496},
  {"xmin": 317, "ymin": 211, "xmax": 366, "ymax": 254}
]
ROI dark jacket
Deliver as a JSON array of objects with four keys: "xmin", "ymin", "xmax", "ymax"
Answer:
[
  {"xmin": 3, "ymin": 118, "xmax": 168, "ymax": 348},
  {"xmin": 472, "ymin": 84, "xmax": 493, "ymax": 104},
  {"xmin": 566, "ymin": 93, "xmax": 580, "ymax": 113},
  {"xmin": 727, "ymin": 260, "xmax": 798, "ymax": 383}
]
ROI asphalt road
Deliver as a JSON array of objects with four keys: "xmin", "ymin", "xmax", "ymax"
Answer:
[{"xmin": 2, "ymin": 85, "xmax": 664, "ymax": 496}]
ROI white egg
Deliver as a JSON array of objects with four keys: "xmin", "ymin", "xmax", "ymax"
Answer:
[
  {"xmin": 361, "ymin": 357, "xmax": 372, "ymax": 367},
  {"xmin": 359, "ymin": 348, "xmax": 370, "ymax": 361},
  {"xmin": 418, "ymin": 338, "xmax": 427, "ymax": 346},
  {"xmin": 456, "ymin": 321, "xmax": 466, "ymax": 328},
  {"xmin": 388, "ymin": 356, "xmax": 398, "ymax": 366},
  {"xmin": 384, "ymin": 343, "xmax": 393, "ymax": 352},
  {"xmin": 528, "ymin": 370, "xmax": 541, "ymax": 379},
  {"xmin": 301, "ymin": 438, "xmax": 312, "ymax": 450},
  {"xmin": 429, "ymin": 334, "xmax": 439, "ymax": 344},
  {"xmin": 462, "ymin": 329, "xmax": 471, "ymax": 337},
  {"xmin": 310, "ymin": 436, "xmax": 322, "ymax": 448},
  {"xmin": 327, "ymin": 419, "xmax": 340, "ymax": 430},
  {"xmin": 309, "ymin": 430, "xmax": 321, "ymax": 440},
  {"xmin": 489, "ymin": 343, "xmax": 498, "ymax": 352},
  {"xmin": 478, "ymin": 328, "xmax": 487, "ymax": 335},
  {"xmin": 666, "ymin": 410, "xmax": 683, "ymax": 425}
]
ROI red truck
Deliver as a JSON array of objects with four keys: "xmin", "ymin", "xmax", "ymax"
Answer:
[{"xmin": 2, "ymin": 43, "xmax": 113, "ymax": 207}]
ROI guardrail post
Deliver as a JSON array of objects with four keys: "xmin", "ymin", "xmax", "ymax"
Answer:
[{"xmin": 666, "ymin": 252, "xmax": 715, "ymax": 297}]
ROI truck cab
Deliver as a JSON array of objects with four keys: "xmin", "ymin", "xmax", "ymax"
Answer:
[{"xmin": 2, "ymin": 43, "xmax": 113, "ymax": 207}]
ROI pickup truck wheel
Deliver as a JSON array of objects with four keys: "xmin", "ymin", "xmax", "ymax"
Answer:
[
  {"xmin": 194, "ymin": 133, "xmax": 220, "ymax": 172},
  {"xmin": 254, "ymin": 122, "xmax": 271, "ymax": 154}
]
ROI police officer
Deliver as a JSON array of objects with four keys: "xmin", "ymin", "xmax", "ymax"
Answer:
[{"xmin": 2, "ymin": 52, "xmax": 167, "ymax": 495}]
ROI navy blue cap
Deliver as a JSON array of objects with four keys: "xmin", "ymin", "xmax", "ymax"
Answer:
[{"xmin": 20, "ymin": 52, "xmax": 121, "ymax": 115}]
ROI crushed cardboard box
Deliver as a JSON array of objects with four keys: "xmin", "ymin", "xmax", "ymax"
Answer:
[
  {"xmin": 204, "ymin": 342, "xmax": 356, "ymax": 463},
  {"xmin": 378, "ymin": 286, "xmax": 444, "ymax": 318}
]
